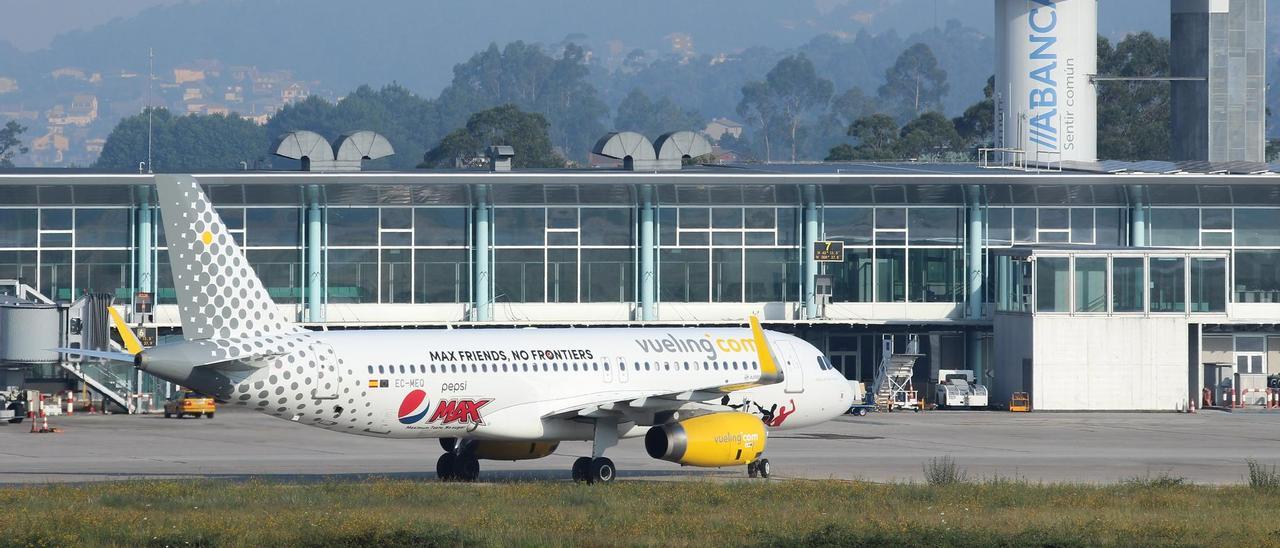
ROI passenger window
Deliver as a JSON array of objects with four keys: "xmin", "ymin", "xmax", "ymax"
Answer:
[
  {"xmin": 450, "ymin": 364, "xmax": 457, "ymax": 373},
  {"xmin": 367, "ymin": 366, "xmax": 373, "ymax": 374},
  {"xmin": 644, "ymin": 362, "xmax": 651, "ymax": 371},
  {"xmin": 399, "ymin": 365, "xmax": 405, "ymax": 374},
  {"xmin": 572, "ymin": 363, "xmax": 578, "ymax": 372},
  {"xmin": 378, "ymin": 365, "xmax": 385, "ymax": 374},
  {"xmin": 604, "ymin": 363, "xmax": 610, "ymax": 371},
  {"xmin": 553, "ymin": 363, "xmax": 559, "ymax": 372}
]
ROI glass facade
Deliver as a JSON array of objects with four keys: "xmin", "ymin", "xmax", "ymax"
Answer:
[
  {"xmin": 823, "ymin": 207, "xmax": 960, "ymax": 304},
  {"xmin": 0, "ymin": 184, "xmax": 1274, "ymax": 320},
  {"xmin": 658, "ymin": 207, "xmax": 797, "ymax": 303},
  {"xmin": 1001, "ymin": 252, "xmax": 1229, "ymax": 316}
]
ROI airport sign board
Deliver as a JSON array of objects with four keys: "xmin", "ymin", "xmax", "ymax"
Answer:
[{"xmin": 814, "ymin": 241, "xmax": 844, "ymax": 262}]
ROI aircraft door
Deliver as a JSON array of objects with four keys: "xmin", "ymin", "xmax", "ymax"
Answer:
[
  {"xmin": 779, "ymin": 341, "xmax": 804, "ymax": 394},
  {"xmin": 310, "ymin": 341, "xmax": 341, "ymax": 400},
  {"xmin": 617, "ymin": 356, "xmax": 629, "ymax": 383}
]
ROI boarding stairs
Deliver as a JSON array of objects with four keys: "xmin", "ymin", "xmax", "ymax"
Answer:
[
  {"xmin": 871, "ymin": 335, "xmax": 922, "ymax": 412},
  {"xmin": 59, "ymin": 348, "xmax": 136, "ymax": 413},
  {"xmin": 60, "ymin": 293, "xmax": 138, "ymax": 413}
]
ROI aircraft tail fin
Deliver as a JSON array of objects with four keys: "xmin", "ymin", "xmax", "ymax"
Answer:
[{"xmin": 155, "ymin": 175, "xmax": 299, "ymax": 340}]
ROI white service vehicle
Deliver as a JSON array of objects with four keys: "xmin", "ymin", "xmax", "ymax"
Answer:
[
  {"xmin": 934, "ymin": 370, "xmax": 988, "ymax": 409},
  {"xmin": 58, "ymin": 175, "xmax": 856, "ymax": 484}
]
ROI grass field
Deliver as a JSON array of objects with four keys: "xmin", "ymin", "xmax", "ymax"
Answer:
[{"xmin": 4, "ymin": 476, "xmax": 1280, "ymax": 547}]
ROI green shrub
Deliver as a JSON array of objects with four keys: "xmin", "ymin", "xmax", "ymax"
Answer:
[{"xmin": 923, "ymin": 455, "xmax": 967, "ymax": 485}]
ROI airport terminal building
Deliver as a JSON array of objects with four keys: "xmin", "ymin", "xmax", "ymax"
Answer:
[{"xmin": 2, "ymin": 155, "xmax": 1280, "ymax": 412}]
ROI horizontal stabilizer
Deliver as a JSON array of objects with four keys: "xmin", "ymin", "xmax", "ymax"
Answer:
[{"xmin": 53, "ymin": 348, "xmax": 137, "ymax": 364}]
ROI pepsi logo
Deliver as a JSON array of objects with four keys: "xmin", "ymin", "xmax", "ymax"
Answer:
[{"xmin": 398, "ymin": 389, "xmax": 431, "ymax": 424}]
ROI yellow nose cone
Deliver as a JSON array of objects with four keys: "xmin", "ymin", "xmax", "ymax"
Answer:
[{"xmin": 200, "ymin": 230, "xmax": 213, "ymax": 245}]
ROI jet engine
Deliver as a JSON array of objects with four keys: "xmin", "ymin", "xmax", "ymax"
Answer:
[
  {"xmin": 644, "ymin": 412, "xmax": 766, "ymax": 467},
  {"xmin": 440, "ymin": 438, "xmax": 559, "ymax": 461}
]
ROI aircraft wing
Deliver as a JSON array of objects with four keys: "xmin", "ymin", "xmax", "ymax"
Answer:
[{"xmin": 540, "ymin": 317, "xmax": 784, "ymax": 420}]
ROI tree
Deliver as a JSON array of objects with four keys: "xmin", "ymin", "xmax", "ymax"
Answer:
[
  {"xmin": 806, "ymin": 86, "xmax": 878, "ymax": 161},
  {"xmin": 736, "ymin": 54, "xmax": 834, "ymax": 163},
  {"xmin": 95, "ymin": 108, "xmax": 270, "ymax": 172},
  {"xmin": 0, "ymin": 120, "xmax": 28, "ymax": 168},
  {"xmin": 614, "ymin": 89, "xmax": 705, "ymax": 138},
  {"xmin": 421, "ymin": 104, "xmax": 564, "ymax": 169},
  {"xmin": 953, "ymin": 75, "xmax": 994, "ymax": 148},
  {"xmin": 735, "ymin": 80, "xmax": 778, "ymax": 162},
  {"xmin": 435, "ymin": 41, "xmax": 608, "ymax": 163},
  {"xmin": 826, "ymin": 114, "xmax": 900, "ymax": 161},
  {"xmin": 879, "ymin": 43, "xmax": 949, "ymax": 120},
  {"xmin": 896, "ymin": 111, "xmax": 963, "ymax": 159},
  {"xmin": 1096, "ymin": 32, "xmax": 1170, "ymax": 160},
  {"xmin": 267, "ymin": 84, "xmax": 441, "ymax": 170}
]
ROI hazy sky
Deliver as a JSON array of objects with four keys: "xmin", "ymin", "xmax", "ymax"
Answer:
[
  {"xmin": 0, "ymin": 0, "xmax": 1173, "ymax": 52},
  {"xmin": 0, "ymin": 0, "xmax": 183, "ymax": 50}
]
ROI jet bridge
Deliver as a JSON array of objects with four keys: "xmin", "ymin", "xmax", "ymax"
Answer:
[{"xmin": 0, "ymin": 280, "xmax": 144, "ymax": 413}]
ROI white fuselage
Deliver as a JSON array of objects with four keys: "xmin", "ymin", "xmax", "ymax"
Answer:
[{"xmin": 222, "ymin": 327, "xmax": 853, "ymax": 442}]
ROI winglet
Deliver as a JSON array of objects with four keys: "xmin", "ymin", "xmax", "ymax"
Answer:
[
  {"xmin": 748, "ymin": 315, "xmax": 784, "ymax": 385},
  {"xmin": 108, "ymin": 306, "xmax": 144, "ymax": 355}
]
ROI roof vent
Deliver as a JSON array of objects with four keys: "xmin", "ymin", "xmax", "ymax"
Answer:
[
  {"xmin": 487, "ymin": 145, "xmax": 514, "ymax": 172},
  {"xmin": 272, "ymin": 130, "xmax": 394, "ymax": 171},
  {"xmin": 592, "ymin": 131, "xmax": 658, "ymax": 171},
  {"xmin": 654, "ymin": 131, "xmax": 712, "ymax": 170}
]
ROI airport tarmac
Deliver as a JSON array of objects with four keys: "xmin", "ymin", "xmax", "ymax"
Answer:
[{"xmin": 2, "ymin": 407, "xmax": 1278, "ymax": 485}]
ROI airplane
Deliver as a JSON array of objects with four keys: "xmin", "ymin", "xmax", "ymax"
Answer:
[{"xmin": 61, "ymin": 175, "xmax": 855, "ymax": 484}]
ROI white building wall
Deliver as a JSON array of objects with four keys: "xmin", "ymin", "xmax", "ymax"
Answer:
[{"xmin": 1032, "ymin": 316, "xmax": 1188, "ymax": 410}]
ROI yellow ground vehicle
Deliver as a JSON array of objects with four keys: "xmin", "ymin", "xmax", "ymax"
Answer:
[{"xmin": 164, "ymin": 391, "xmax": 215, "ymax": 419}]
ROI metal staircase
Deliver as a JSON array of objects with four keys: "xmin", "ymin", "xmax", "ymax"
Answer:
[
  {"xmin": 871, "ymin": 335, "xmax": 922, "ymax": 411},
  {"xmin": 59, "ymin": 356, "xmax": 136, "ymax": 413},
  {"xmin": 59, "ymin": 294, "xmax": 138, "ymax": 413}
]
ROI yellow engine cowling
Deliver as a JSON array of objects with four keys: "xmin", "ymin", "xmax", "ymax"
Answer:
[
  {"xmin": 645, "ymin": 412, "xmax": 766, "ymax": 467},
  {"xmin": 470, "ymin": 441, "xmax": 559, "ymax": 461}
]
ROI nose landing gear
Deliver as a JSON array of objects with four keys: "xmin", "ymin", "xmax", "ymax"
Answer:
[{"xmin": 747, "ymin": 458, "xmax": 771, "ymax": 479}]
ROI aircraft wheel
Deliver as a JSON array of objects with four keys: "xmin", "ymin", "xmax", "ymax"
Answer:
[
  {"xmin": 454, "ymin": 454, "xmax": 480, "ymax": 482},
  {"xmin": 587, "ymin": 457, "xmax": 615, "ymax": 484},
  {"xmin": 747, "ymin": 461, "xmax": 758, "ymax": 478},
  {"xmin": 571, "ymin": 456, "xmax": 591, "ymax": 483},
  {"xmin": 436, "ymin": 453, "xmax": 457, "ymax": 481},
  {"xmin": 756, "ymin": 458, "xmax": 771, "ymax": 479},
  {"xmin": 856, "ymin": 407, "xmax": 868, "ymax": 417}
]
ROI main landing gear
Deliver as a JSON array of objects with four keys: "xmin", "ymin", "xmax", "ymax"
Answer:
[
  {"xmin": 571, "ymin": 456, "xmax": 616, "ymax": 484},
  {"xmin": 571, "ymin": 417, "xmax": 619, "ymax": 484},
  {"xmin": 436, "ymin": 438, "xmax": 480, "ymax": 482},
  {"xmin": 747, "ymin": 458, "xmax": 772, "ymax": 479}
]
